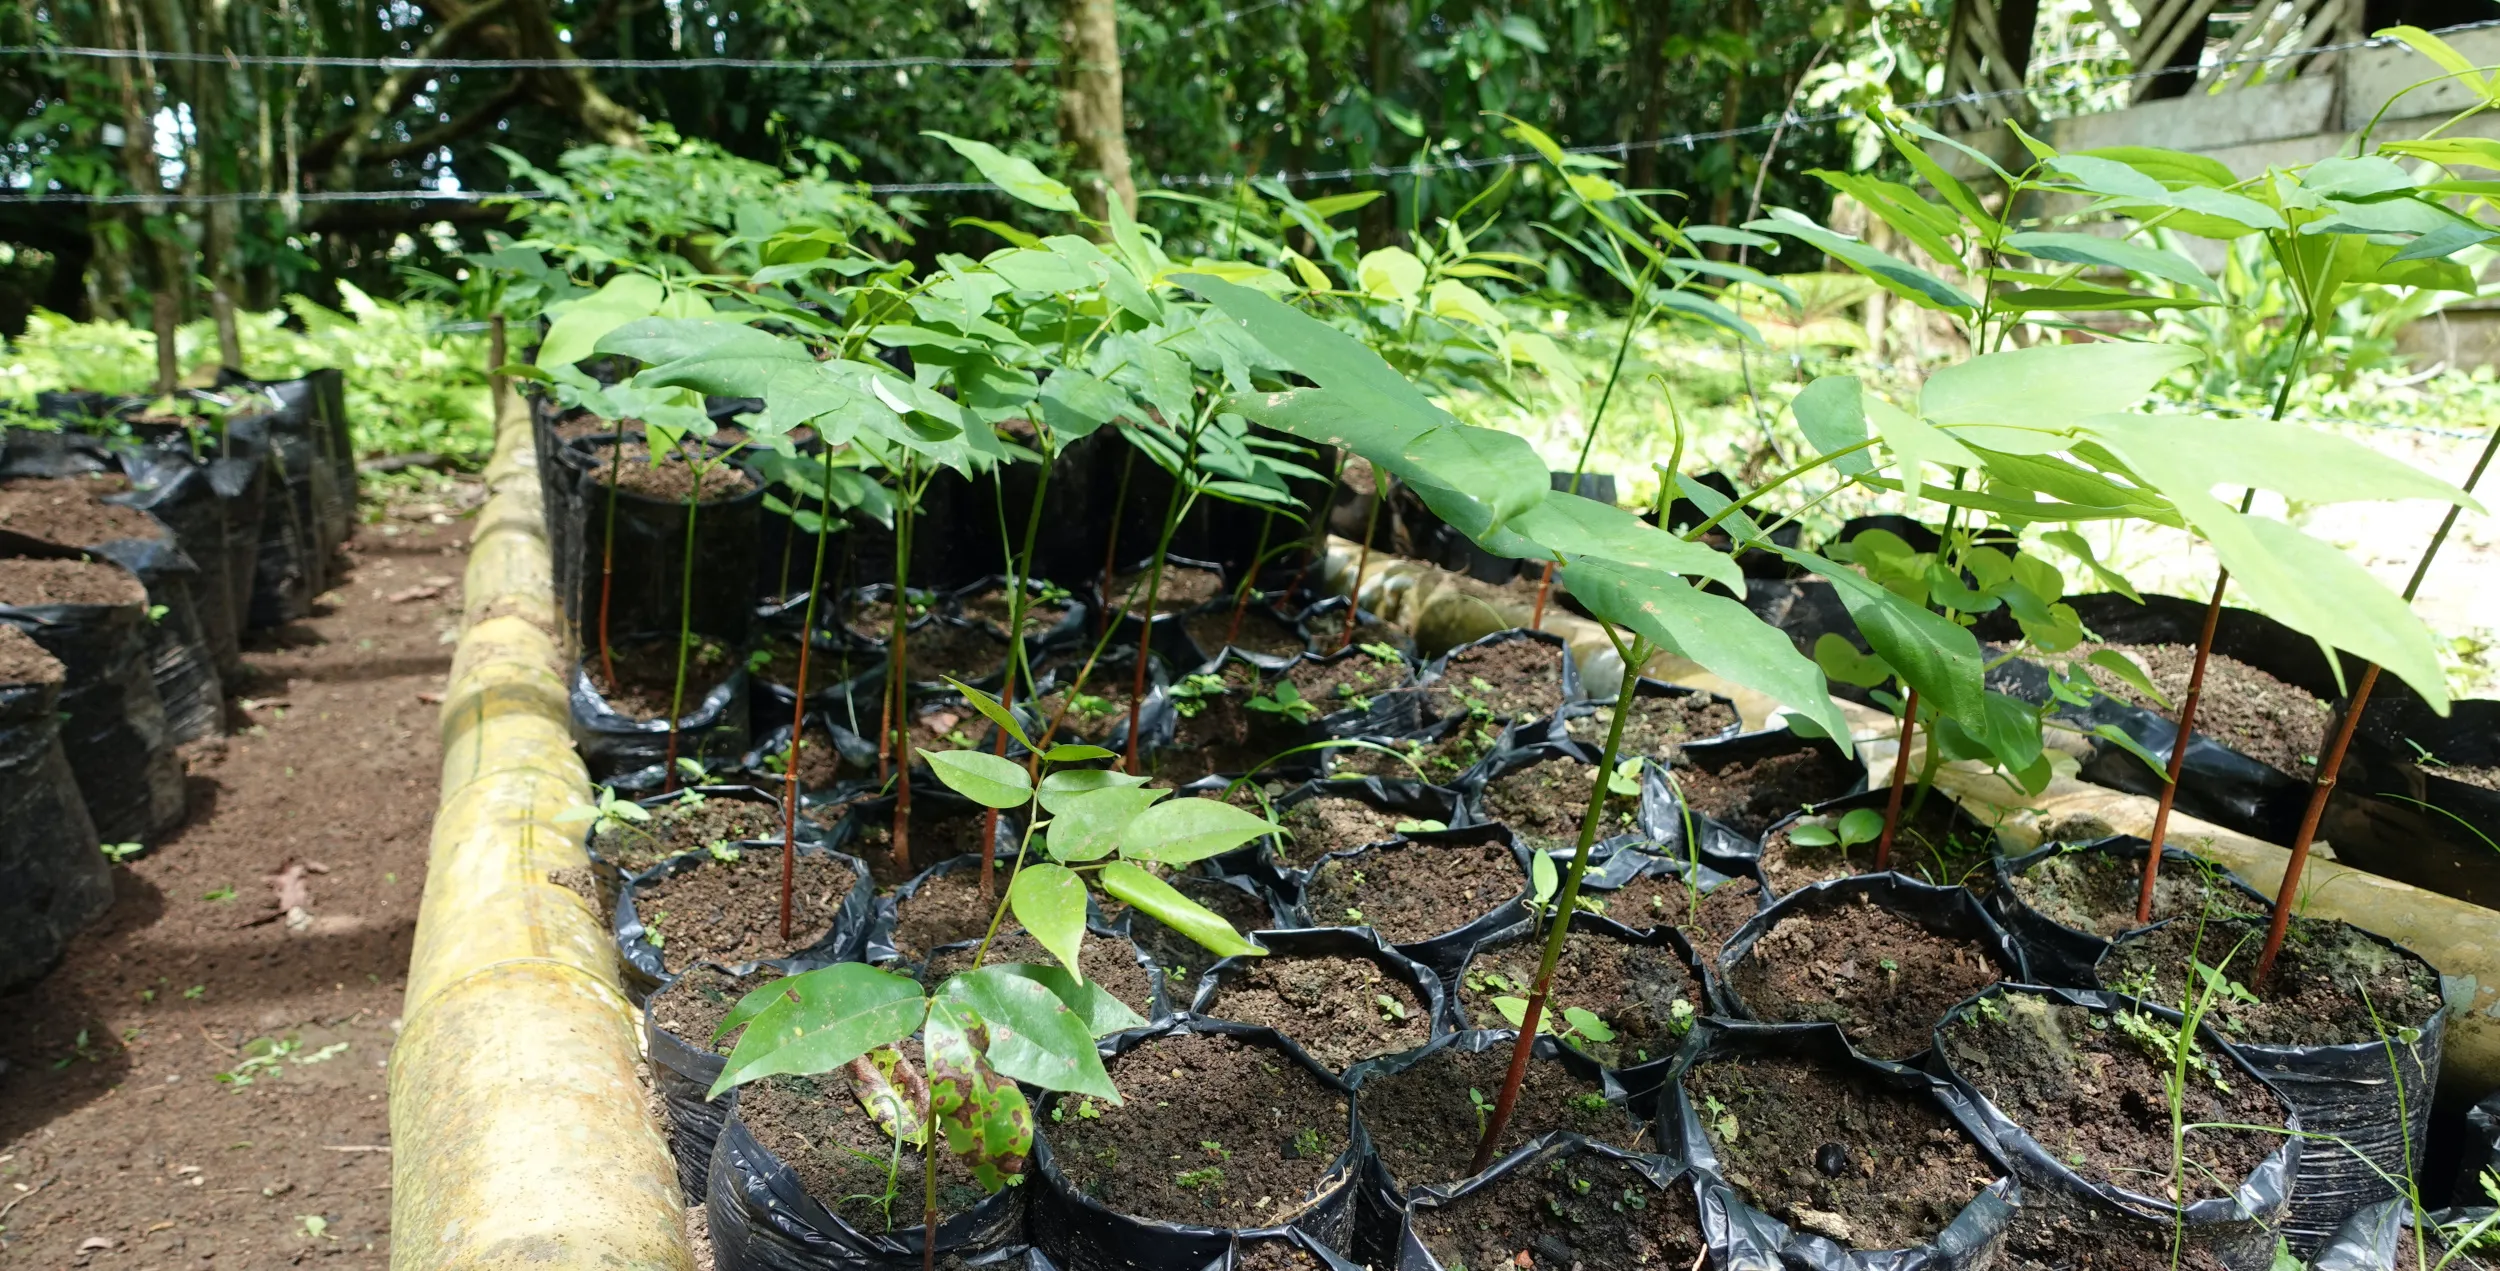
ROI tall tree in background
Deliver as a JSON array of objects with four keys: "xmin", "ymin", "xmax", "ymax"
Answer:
[{"xmin": 1060, "ymin": 0, "xmax": 1134, "ymax": 219}]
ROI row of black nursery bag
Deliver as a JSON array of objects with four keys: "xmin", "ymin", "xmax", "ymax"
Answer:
[
  {"xmin": 567, "ymin": 600, "xmax": 2456, "ymax": 1271},
  {"xmin": 0, "ymin": 374, "xmax": 355, "ymax": 990}
]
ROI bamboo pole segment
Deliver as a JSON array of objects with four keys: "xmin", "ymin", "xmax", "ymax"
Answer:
[{"xmin": 390, "ymin": 390, "xmax": 691, "ymax": 1271}]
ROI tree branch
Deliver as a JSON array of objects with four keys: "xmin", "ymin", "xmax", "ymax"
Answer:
[
  {"xmin": 302, "ymin": 0, "xmax": 509, "ymax": 177},
  {"xmin": 354, "ymin": 80, "xmax": 529, "ymax": 166}
]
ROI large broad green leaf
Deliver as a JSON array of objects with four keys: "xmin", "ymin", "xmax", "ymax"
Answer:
[
  {"xmin": 1097, "ymin": 861, "xmax": 1264, "ymax": 958},
  {"xmin": 1650, "ymin": 288, "xmax": 1761, "ymax": 344},
  {"xmin": 2377, "ymin": 25, "xmax": 2496, "ymax": 100},
  {"xmin": 594, "ymin": 317, "xmax": 766, "ymax": 368},
  {"xmin": 1921, "ymin": 343, "xmax": 2202, "ymax": 453},
  {"xmin": 1791, "ymin": 376, "xmax": 1873, "ymax": 475},
  {"xmin": 1036, "ymin": 769, "xmax": 1154, "ymax": 816},
  {"xmin": 924, "ymin": 132, "xmax": 1079, "ymax": 213},
  {"xmin": 1118, "ymin": 797, "xmax": 1280, "ymax": 865},
  {"xmin": 708, "ymin": 963, "xmax": 928, "ymax": 1098},
  {"xmin": 2079, "ymin": 414, "xmax": 2480, "ymax": 510},
  {"xmin": 1867, "ymin": 394, "xmax": 1979, "ymax": 503},
  {"xmin": 1007, "ymin": 863, "xmax": 1090, "ymax": 981},
  {"xmin": 941, "ymin": 965, "xmax": 1118, "ymax": 1098},
  {"xmin": 1556, "ymin": 558, "xmax": 1852, "ymax": 749},
  {"xmin": 1045, "ymin": 784, "xmax": 1166, "ymax": 861},
  {"xmin": 994, "ymin": 963, "xmax": 1145, "ymax": 1037},
  {"xmin": 537, "ymin": 274, "xmax": 664, "ymax": 369},
  {"xmin": 923, "ymin": 999, "xmax": 1036, "ymax": 1190},
  {"xmin": 1744, "ymin": 213, "xmax": 1979, "ymax": 311},
  {"xmin": 918, "ymin": 748, "xmax": 1034, "ymax": 809},
  {"xmin": 1036, "ymin": 370, "xmax": 1136, "ymax": 441},
  {"xmin": 1357, "ymin": 247, "xmax": 1427, "ymax": 304},
  {"xmin": 2004, "ymin": 231, "xmax": 2217, "ymax": 295},
  {"xmin": 1505, "ymin": 490, "xmax": 1744, "ymax": 591},
  {"xmin": 631, "ymin": 327, "xmax": 822, "ymax": 400},
  {"xmin": 1776, "ymin": 547, "xmax": 1987, "ymax": 726}
]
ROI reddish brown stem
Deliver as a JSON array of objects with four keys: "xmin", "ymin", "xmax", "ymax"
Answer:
[
  {"xmin": 1872, "ymin": 687, "xmax": 1920, "ymax": 872},
  {"xmin": 2252, "ymin": 664, "xmax": 2378, "ymax": 984},
  {"xmin": 1467, "ymin": 983, "xmax": 1550, "ymax": 1176},
  {"xmin": 782, "ymin": 627, "xmax": 812, "ymax": 942},
  {"xmin": 979, "ymin": 673, "xmax": 1013, "ymax": 901},
  {"xmin": 1529, "ymin": 559, "xmax": 1556, "ymax": 630},
  {"xmin": 2135, "ymin": 569, "xmax": 2230, "ymax": 924}
]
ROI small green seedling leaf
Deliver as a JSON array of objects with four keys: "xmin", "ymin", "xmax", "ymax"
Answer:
[
  {"xmin": 1562, "ymin": 1006, "xmax": 1617, "ymax": 1042},
  {"xmin": 918, "ymin": 748, "xmax": 1035, "ymax": 809},
  {"xmin": 2084, "ymin": 649, "xmax": 2173, "ymax": 710},
  {"xmin": 1836, "ymin": 808, "xmax": 1885, "ymax": 848},
  {"xmin": 1042, "ymin": 743, "xmax": 1118, "ymax": 763},
  {"xmin": 2093, "ymin": 724, "xmax": 2176, "ymax": 783},
  {"xmin": 1531, "ymin": 851, "xmax": 1560, "ymax": 906},
  {"xmin": 1789, "ymin": 823, "xmax": 1839, "ymax": 847}
]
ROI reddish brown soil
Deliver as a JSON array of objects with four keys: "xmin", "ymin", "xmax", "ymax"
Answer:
[
  {"xmin": 648, "ymin": 965, "xmax": 776, "ymax": 1057},
  {"xmin": 1425, "ymin": 638, "xmax": 1566, "ymax": 723},
  {"xmin": 0, "ymin": 556, "xmax": 146, "ymax": 608},
  {"xmin": 1582, "ymin": 866, "xmax": 1760, "ymax": 954},
  {"xmin": 1357, "ymin": 1045, "xmax": 1650, "ymax": 1189},
  {"xmin": 0, "ymin": 623, "xmax": 63, "ymax": 684},
  {"xmin": 888, "ymin": 867, "xmax": 999, "ymax": 961},
  {"xmin": 1676, "ymin": 744, "xmax": 1866, "ymax": 839},
  {"xmin": 846, "ymin": 803, "xmax": 999, "ymax": 891},
  {"xmin": 1283, "ymin": 649, "xmax": 1410, "ymax": 714},
  {"xmin": 1150, "ymin": 692, "xmax": 1265, "ymax": 787},
  {"xmin": 1729, "ymin": 896, "xmax": 2004, "ymax": 1060},
  {"xmin": 901, "ymin": 622, "xmax": 1009, "ymax": 684},
  {"xmin": 0, "ymin": 477, "xmax": 166, "ymax": 547},
  {"xmin": 1196, "ymin": 954, "xmax": 1429, "ymax": 1071},
  {"xmin": 0, "ymin": 486, "xmax": 474, "ymax": 1268},
  {"xmin": 737, "ymin": 1063, "xmax": 992, "ymax": 1234},
  {"xmin": 582, "ymin": 441, "xmax": 755, "ymax": 502}
]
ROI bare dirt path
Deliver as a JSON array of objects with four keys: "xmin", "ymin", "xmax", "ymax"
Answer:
[{"xmin": 0, "ymin": 479, "xmax": 482, "ymax": 1268}]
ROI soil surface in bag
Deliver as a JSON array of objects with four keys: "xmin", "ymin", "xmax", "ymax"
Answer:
[
  {"xmin": 1301, "ymin": 840, "xmax": 1522, "ymax": 942},
  {"xmin": 889, "ymin": 865, "xmax": 1009, "ymax": 962},
  {"xmin": 2098, "ymin": 913, "xmax": 2443, "ymax": 1047},
  {"xmin": 594, "ymin": 796, "xmax": 783, "ymax": 875},
  {"xmin": 1355, "ymin": 1044, "xmax": 1651, "ymax": 1185},
  {"xmin": 2006, "ymin": 848, "xmax": 2219, "ymax": 940},
  {"xmin": 1118, "ymin": 876, "xmax": 1273, "ymax": 982},
  {"xmin": 848, "ymin": 804, "xmax": 999, "ymax": 891},
  {"xmin": 1154, "ymin": 686, "xmax": 1267, "ymax": 786},
  {"xmin": 2000, "ymin": 1206, "xmax": 2232, "ymax": 1271},
  {"xmin": 840, "ymin": 587, "xmax": 938, "ymax": 642},
  {"xmin": 1457, "ymin": 930, "xmax": 1701, "ymax": 1069},
  {"xmin": 739, "ymin": 1061, "xmax": 1000, "ymax": 1236},
  {"xmin": 589, "ymin": 635, "xmax": 742, "ymax": 721},
  {"xmin": 0, "ymin": 474, "xmax": 162, "ymax": 544},
  {"xmin": 1044, "ymin": 1031, "xmax": 1349, "ymax": 1226},
  {"xmin": 1760, "ymin": 796, "xmax": 1993, "ymax": 894},
  {"xmin": 1274, "ymin": 645, "xmax": 1413, "ymax": 715},
  {"xmin": 1478, "ymin": 754, "xmax": 1642, "ymax": 853},
  {"xmin": 776, "ymin": 722, "xmax": 854, "ymax": 790},
  {"xmin": 634, "ymin": 848, "xmax": 859, "ymax": 966},
  {"xmin": 918, "ymin": 929, "xmax": 1156, "ymax": 1023},
  {"xmin": 959, "ymin": 582, "xmax": 1079, "ymax": 640},
  {"xmin": 1940, "ymin": 995, "xmax": 2287, "ymax": 1206},
  {"xmin": 1729, "ymin": 895, "xmax": 2003, "ymax": 1060},
  {"xmin": 902, "ymin": 621, "xmax": 1011, "ymax": 684},
  {"xmin": 1105, "ymin": 563, "xmax": 1224, "ymax": 616},
  {"xmin": 1408, "ymin": 1149, "xmax": 1702, "ymax": 1271},
  {"xmin": 1685, "ymin": 1053, "xmax": 1993, "ymax": 1249},
  {"xmin": 1028, "ymin": 673, "xmax": 1149, "ymax": 749},
  {"xmin": 1562, "ymin": 692, "xmax": 1741, "ymax": 759},
  {"xmin": 1583, "ymin": 865, "xmax": 1762, "ymax": 957},
  {"xmin": 1232, "ymin": 1236, "xmax": 1344, "ymax": 1271},
  {"xmin": 1185, "ymin": 604, "xmax": 1303, "ymax": 663},
  {"xmin": 2072, "ymin": 642, "xmax": 2328, "ymax": 778},
  {"xmin": 647, "ymin": 963, "xmax": 754, "ymax": 1058},
  {"xmin": 903, "ymin": 695, "xmax": 993, "ymax": 756},
  {"xmin": 583, "ymin": 439, "xmax": 757, "ymax": 501},
  {"xmin": 0, "ymin": 555, "xmax": 145, "ymax": 606},
  {"xmin": 1196, "ymin": 953, "xmax": 1429, "ymax": 1070},
  {"xmin": 1322, "ymin": 712, "xmax": 1501, "ymax": 785},
  {"xmin": 1676, "ymin": 741, "xmax": 1867, "ymax": 839},
  {"xmin": 1268, "ymin": 795, "xmax": 1423, "ymax": 870},
  {"xmin": 1425, "ymin": 637, "xmax": 1567, "ymax": 724},
  {"xmin": 748, "ymin": 631, "xmax": 871, "ymax": 696}
]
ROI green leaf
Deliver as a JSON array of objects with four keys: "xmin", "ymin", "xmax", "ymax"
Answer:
[
  {"xmin": 1043, "ymin": 744, "xmax": 1118, "ymax": 763},
  {"xmin": 2077, "ymin": 414, "xmax": 2481, "ymax": 510},
  {"xmin": 1813, "ymin": 632, "xmax": 1893, "ymax": 689},
  {"xmin": 995, "ymin": 963, "xmax": 1146, "ymax": 1037},
  {"xmin": 538, "ymin": 274, "xmax": 664, "ymax": 369},
  {"xmin": 1557, "ymin": 558, "xmax": 1853, "ymax": 751},
  {"xmin": 1097, "ymin": 861, "xmax": 1263, "ymax": 958},
  {"xmin": 1502, "ymin": 490, "xmax": 1744, "ymax": 591},
  {"xmin": 1562, "ymin": 1006, "xmax": 1616, "ymax": 1042},
  {"xmin": 1791, "ymin": 376, "xmax": 1873, "ymax": 475},
  {"xmin": 1531, "ymin": 851, "xmax": 1559, "ymax": 905},
  {"xmin": 924, "ymin": 132, "xmax": 1080, "ymax": 213},
  {"xmin": 2004, "ymin": 231, "xmax": 2217, "ymax": 295},
  {"xmin": 944, "ymin": 678, "xmax": 1034, "ymax": 751},
  {"xmin": 1490, "ymin": 996, "xmax": 1543, "ymax": 1032},
  {"xmin": 1777, "ymin": 547, "xmax": 1986, "ymax": 728},
  {"xmin": 1357, "ymin": 247, "xmax": 1427, "ymax": 304},
  {"xmin": 1401, "ymin": 422, "xmax": 1551, "ymax": 542},
  {"xmin": 1866, "ymin": 394, "xmax": 1979, "ymax": 504},
  {"xmin": 2377, "ymin": 25, "xmax": 2496, "ymax": 99},
  {"xmin": 1744, "ymin": 214, "xmax": 1979, "ymax": 310},
  {"xmin": 1991, "ymin": 289, "xmax": 2211, "ymax": 314},
  {"xmin": 1036, "ymin": 768, "xmax": 1154, "ymax": 815},
  {"xmin": 1045, "ymin": 784, "xmax": 1167, "ymax": 862},
  {"xmin": 2043, "ymin": 529, "xmax": 2141, "ymax": 601},
  {"xmin": 1922, "ymin": 343, "xmax": 2202, "ymax": 454},
  {"xmin": 1008, "ymin": 863, "xmax": 1090, "ymax": 981},
  {"xmin": 2086, "ymin": 649, "xmax": 2172, "ymax": 709},
  {"xmin": 1836, "ymin": 808, "xmax": 1885, "ymax": 847},
  {"xmin": 2094, "ymin": 724, "xmax": 2175, "ymax": 782},
  {"xmin": 941, "ymin": 965, "xmax": 1118, "ymax": 1098},
  {"xmin": 708, "ymin": 963, "xmax": 928, "ymax": 1098},
  {"xmin": 1649, "ymin": 288, "xmax": 1761, "ymax": 344},
  {"xmin": 1118, "ymin": 797, "xmax": 1280, "ymax": 865},
  {"xmin": 918, "ymin": 748, "xmax": 1034, "ymax": 810},
  {"xmin": 1789, "ymin": 823, "xmax": 1839, "ymax": 847},
  {"xmin": 923, "ymin": 999, "xmax": 1037, "ymax": 1191},
  {"xmin": 1036, "ymin": 370, "xmax": 1135, "ymax": 441}
]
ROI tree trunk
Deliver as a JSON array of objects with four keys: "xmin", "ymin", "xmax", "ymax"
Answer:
[
  {"xmin": 1059, "ymin": 0, "xmax": 1135, "ymax": 220},
  {"xmin": 1624, "ymin": 0, "xmax": 1667, "ymax": 196}
]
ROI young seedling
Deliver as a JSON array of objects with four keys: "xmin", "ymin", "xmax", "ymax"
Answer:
[{"xmin": 1246, "ymin": 680, "xmax": 1322, "ymax": 725}]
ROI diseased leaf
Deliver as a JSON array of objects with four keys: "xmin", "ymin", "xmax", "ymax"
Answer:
[
  {"xmin": 709, "ymin": 963, "xmax": 928, "ymax": 1098},
  {"xmin": 941, "ymin": 965, "xmax": 1119, "ymax": 1098},
  {"xmin": 924, "ymin": 998, "xmax": 1036, "ymax": 1191}
]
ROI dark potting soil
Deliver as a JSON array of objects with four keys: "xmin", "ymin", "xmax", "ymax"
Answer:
[
  {"xmin": 1685, "ymin": 1054, "xmax": 1994, "ymax": 1250},
  {"xmin": 1154, "ymin": 692, "xmax": 1266, "ymax": 786},
  {"xmin": 1044, "ymin": 1032, "xmax": 1349, "ymax": 1226},
  {"xmin": 650, "ymin": 964, "xmax": 777, "ymax": 1057},
  {"xmin": 1028, "ymin": 660, "xmax": 1147, "ymax": 747},
  {"xmin": 1456, "ymin": 930, "xmax": 1702, "ymax": 1069},
  {"xmin": 959, "ymin": 585, "xmax": 1075, "ymax": 639},
  {"xmin": 1185, "ymin": 605, "xmax": 1305, "ymax": 661},
  {"xmin": 1564, "ymin": 694, "xmax": 1742, "ymax": 760},
  {"xmin": 1119, "ymin": 874, "xmax": 1274, "ymax": 982},
  {"xmin": 2397, "ymin": 1219, "xmax": 2495, "ymax": 1271},
  {"xmin": 1939, "ymin": 994, "xmax": 2287, "ymax": 1205},
  {"xmin": 1479, "ymin": 756, "xmax": 1639, "ymax": 854},
  {"xmin": 738, "ymin": 1065, "xmax": 993, "ymax": 1234},
  {"xmin": 588, "ymin": 636, "xmax": 740, "ymax": 721},
  {"xmin": 0, "ymin": 476, "xmax": 165, "ymax": 546},
  {"xmin": 1728, "ymin": 895, "xmax": 2004, "ymax": 1061},
  {"xmin": 634, "ymin": 847, "xmax": 858, "ymax": 967},
  {"xmin": 583, "ymin": 440, "xmax": 756, "ymax": 502},
  {"xmin": 781, "ymin": 725, "xmax": 851, "ymax": 789},
  {"xmin": 0, "ymin": 555, "xmax": 146, "ymax": 607},
  {"xmin": 918, "ymin": 929, "xmax": 1156, "ymax": 1022},
  {"xmin": 1425, "ymin": 639, "xmax": 1566, "ymax": 724},
  {"xmin": 1409, "ymin": 1151, "xmax": 1703, "ymax": 1271},
  {"xmin": 594, "ymin": 793, "xmax": 784, "ymax": 874},
  {"xmin": 1676, "ymin": 744, "xmax": 1868, "ymax": 840},
  {"xmin": 1285, "ymin": 647, "xmax": 1412, "ymax": 714},
  {"xmin": 2442, "ymin": 764, "xmax": 2500, "ymax": 792},
  {"xmin": 1999, "ymin": 1206, "xmax": 2231, "ymax": 1271},
  {"xmin": 848, "ymin": 803, "xmax": 996, "ymax": 891},
  {"xmin": 1583, "ymin": 868, "xmax": 1761, "ymax": 955},
  {"xmin": 1108, "ymin": 564, "xmax": 1224, "ymax": 616},
  {"xmin": 842, "ymin": 590, "xmax": 935, "ymax": 642},
  {"xmin": 1232, "ymin": 1238, "xmax": 1335, "ymax": 1271},
  {"xmin": 750, "ymin": 632, "xmax": 869, "ymax": 691},
  {"xmin": 2008, "ymin": 850, "xmax": 2217, "ymax": 940},
  {"xmin": 1320, "ymin": 616, "xmax": 1408, "ymax": 655},
  {"xmin": 1325, "ymin": 717, "xmax": 1500, "ymax": 786},
  {"xmin": 902, "ymin": 622, "xmax": 1010, "ymax": 684},
  {"xmin": 2073, "ymin": 643, "xmax": 2328, "ymax": 778},
  {"xmin": 1197, "ymin": 954, "xmax": 1429, "ymax": 1071},
  {"xmin": 0, "ymin": 623, "xmax": 63, "ymax": 684},
  {"xmin": 1273, "ymin": 796, "xmax": 1411, "ymax": 869},
  {"xmin": 2098, "ymin": 912, "xmax": 2443, "ymax": 1048},
  {"xmin": 1302, "ymin": 841, "xmax": 1523, "ymax": 943},
  {"xmin": 1759, "ymin": 796, "xmax": 1993, "ymax": 895},
  {"xmin": 1358, "ymin": 1043, "xmax": 1648, "ymax": 1188},
  {"xmin": 889, "ymin": 866, "xmax": 1001, "ymax": 961},
  {"xmin": 906, "ymin": 697, "xmax": 990, "ymax": 756}
]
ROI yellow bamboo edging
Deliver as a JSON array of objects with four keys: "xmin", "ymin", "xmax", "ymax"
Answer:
[{"xmin": 389, "ymin": 391, "xmax": 691, "ymax": 1271}]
